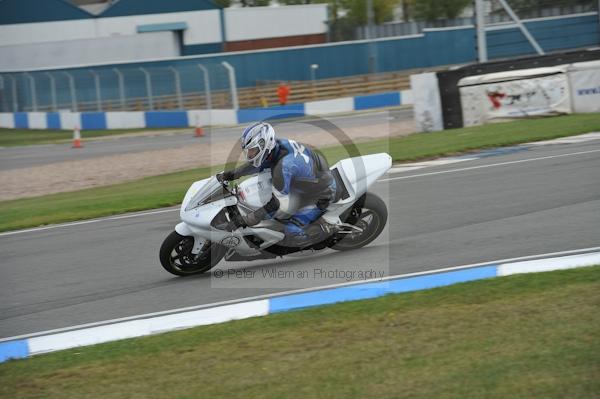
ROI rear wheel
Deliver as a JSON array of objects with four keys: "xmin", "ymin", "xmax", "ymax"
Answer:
[
  {"xmin": 330, "ymin": 193, "xmax": 387, "ymax": 251},
  {"xmin": 159, "ymin": 231, "xmax": 225, "ymax": 276}
]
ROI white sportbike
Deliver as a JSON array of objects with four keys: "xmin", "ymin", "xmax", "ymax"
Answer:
[{"xmin": 159, "ymin": 153, "xmax": 391, "ymax": 276}]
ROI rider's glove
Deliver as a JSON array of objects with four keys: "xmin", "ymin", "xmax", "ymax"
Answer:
[{"xmin": 216, "ymin": 170, "xmax": 234, "ymax": 182}]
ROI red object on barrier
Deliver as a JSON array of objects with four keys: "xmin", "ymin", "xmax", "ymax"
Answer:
[{"xmin": 72, "ymin": 126, "xmax": 83, "ymax": 149}]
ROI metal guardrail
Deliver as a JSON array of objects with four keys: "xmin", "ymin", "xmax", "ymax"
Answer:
[{"xmin": 6, "ymin": 66, "xmax": 445, "ymax": 112}]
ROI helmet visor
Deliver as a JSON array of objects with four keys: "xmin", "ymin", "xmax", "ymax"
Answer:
[
  {"xmin": 246, "ymin": 146, "xmax": 260, "ymax": 160},
  {"xmin": 244, "ymin": 137, "xmax": 265, "ymax": 163}
]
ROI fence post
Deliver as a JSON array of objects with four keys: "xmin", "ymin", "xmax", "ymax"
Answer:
[
  {"xmin": 197, "ymin": 64, "xmax": 212, "ymax": 110},
  {"xmin": 90, "ymin": 70, "xmax": 102, "ymax": 111},
  {"xmin": 62, "ymin": 71, "xmax": 78, "ymax": 112},
  {"xmin": 9, "ymin": 75, "xmax": 18, "ymax": 112},
  {"xmin": 221, "ymin": 61, "xmax": 239, "ymax": 110},
  {"xmin": 475, "ymin": 0, "xmax": 488, "ymax": 62},
  {"xmin": 0, "ymin": 75, "xmax": 4, "ymax": 112},
  {"xmin": 24, "ymin": 72, "xmax": 37, "ymax": 112},
  {"xmin": 113, "ymin": 68, "xmax": 126, "ymax": 111},
  {"xmin": 139, "ymin": 67, "xmax": 154, "ymax": 110},
  {"xmin": 169, "ymin": 67, "xmax": 183, "ymax": 109},
  {"xmin": 45, "ymin": 72, "xmax": 57, "ymax": 112}
]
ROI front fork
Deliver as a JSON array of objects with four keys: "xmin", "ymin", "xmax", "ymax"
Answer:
[{"xmin": 175, "ymin": 222, "xmax": 206, "ymax": 254}]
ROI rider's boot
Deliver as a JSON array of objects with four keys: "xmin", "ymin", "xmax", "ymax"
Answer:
[{"xmin": 281, "ymin": 218, "xmax": 336, "ymax": 248}]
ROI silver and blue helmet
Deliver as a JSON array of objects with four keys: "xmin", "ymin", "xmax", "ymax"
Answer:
[{"xmin": 241, "ymin": 122, "xmax": 276, "ymax": 168}]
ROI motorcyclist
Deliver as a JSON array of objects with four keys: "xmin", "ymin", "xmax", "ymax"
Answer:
[{"xmin": 217, "ymin": 122, "xmax": 337, "ymax": 247}]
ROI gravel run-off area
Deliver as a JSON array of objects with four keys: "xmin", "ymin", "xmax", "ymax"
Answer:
[{"xmin": 0, "ymin": 118, "xmax": 415, "ymax": 201}]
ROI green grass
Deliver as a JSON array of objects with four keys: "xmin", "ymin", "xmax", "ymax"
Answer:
[
  {"xmin": 0, "ymin": 127, "xmax": 187, "ymax": 147},
  {"xmin": 323, "ymin": 113, "xmax": 600, "ymax": 164},
  {"xmin": 1, "ymin": 266, "xmax": 598, "ymax": 399},
  {"xmin": 1, "ymin": 114, "xmax": 599, "ymax": 232}
]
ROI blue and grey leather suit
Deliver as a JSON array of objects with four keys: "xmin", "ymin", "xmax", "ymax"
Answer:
[{"xmin": 228, "ymin": 138, "xmax": 337, "ymax": 241}]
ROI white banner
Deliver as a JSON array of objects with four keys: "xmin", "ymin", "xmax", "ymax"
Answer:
[
  {"xmin": 569, "ymin": 61, "xmax": 600, "ymax": 113},
  {"xmin": 410, "ymin": 73, "xmax": 443, "ymax": 132},
  {"xmin": 461, "ymin": 74, "xmax": 571, "ymax": 127}
]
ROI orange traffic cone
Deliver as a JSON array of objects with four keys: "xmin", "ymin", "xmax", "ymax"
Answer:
[
  {"xmin": 194, "ymin": 114, "xmax": 204, "ymax": 137},
  {"xmin": 72, "ymin": 126, "xmax": 83, "ymax": 149}
]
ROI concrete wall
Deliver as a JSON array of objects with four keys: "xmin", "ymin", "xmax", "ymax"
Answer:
[
  {"xmin": 224, "ymin": 4, "xmax": 328, "ymax": 41},
  {"xmin": 0, "ymin": 10, "xmax": 223, "ymax": 47},
  {"xmin": 0, "ymin": 4, "xmax": 329, "ymax": 68},
  {"xmin": 0, "ymin": 32, "xmax": 180, "ymax": 70}
]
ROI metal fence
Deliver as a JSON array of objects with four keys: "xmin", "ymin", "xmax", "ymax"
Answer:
[
  {"xmin": 356, "ymin": 3, "xmax": 597, "ymax": 40},
  {"xmin": 0, "ymin": 62, "xmax": 238, "ymax": 113}
]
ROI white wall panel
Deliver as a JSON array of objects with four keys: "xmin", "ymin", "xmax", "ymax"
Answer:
[
  {"xmin": 106, "ymin": 112, "xmax": 146, "ymax": 129},
  {"xmin": 0, "ymin": 20, "xmax": 95, "ymax": 46},
  {"xmin": 400, "ymin": 89, "xmax": 413, "ymax": 105},
  {"xmin": 59, "ymin": 112, "xmax": 81, "ymax": 131},
  {"xmin": 0, "ymin": 32, "xmax": 179, "ymax": 70},
  {"xmin": 225, "ymin": 4, "xmax": 327, "ymax": 41},
  {"xmin": 27, "ymin": 113, "xmax": 47, "ymax": 129},
  {"xmin": 0, "ymin": 113, "xmax": 15, "ymax": 128},
  {"xmin": 94, "ymin": 10, "xmax": 222, "ymax": 45},
  {"xmin": 187, "ymin": 109, "xmax": 237, "ymax": 127},
  {"xmin": 305, "ymin": 97, "xmax": 353, "ymax": 115},
  {"xmin": 0, "ymin": 10, "xmax": 221, "ymax": 51}
]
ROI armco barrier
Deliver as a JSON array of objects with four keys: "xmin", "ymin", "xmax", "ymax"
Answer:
[
  {"xmin": 1, "ymin": 249, "xmax": 598, "ymax": 363},
  {"xmin": 0, "ymin": 91, "xmax": 411, "ymax": 131}
]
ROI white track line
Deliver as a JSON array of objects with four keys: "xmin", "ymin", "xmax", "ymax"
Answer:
[
  {"xmin": 2, "ymin": 147, "xmax": 599, "ymax": 238},
  {"xmin": 378, "ymin": 149, "xmax": 600, "ymax": 183},
  {"xmin": 2, "ymin": 245, "xmax": 599, "ymax": 343},
  {"xmin": 0, "ymin": 207, "xmax": 178, "ymax": 238}
]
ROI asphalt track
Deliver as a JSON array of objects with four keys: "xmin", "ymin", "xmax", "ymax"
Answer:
[
  {"xmin": 1, "ymin": 138, "xmax": 599, "ymax": 338},
  {"xmin": 0, "ymin": 108, "xmax": 411, "ymax": 171}
]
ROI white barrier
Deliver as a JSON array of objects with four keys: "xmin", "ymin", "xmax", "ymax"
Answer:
[
  {"xmin": 59, "ymin": 112, "xmax": 81, "ymax": 131},
  {"xmin": 459, "ymin": 67, "xmax": 572, "ymax": 127},
  {"xmin": 27, "ymin": 112, "xmax": 48, "ymax": 129},
  {"xmin": 0, "ymin": 112, "xmax": 14, "ymax": 128},
  {"xmin": 410, "ymin": 72, "xmax": 443, "ymax": 132},
  {"xmin": 305, "ymin": 97, "xmax": 354, "ymax": 116},
  {"xmin": 106, "ymin": 112, "xmax": 146, "ymax": 129},
  {"xmin": 569, "ymin": 60, "xmax": 600, "ymax": 113},
  {"xmin": 187, "ymin": 109, "xmax": 238, "ymax": 127}
]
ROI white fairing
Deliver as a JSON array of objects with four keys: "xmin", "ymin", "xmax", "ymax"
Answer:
[
  {"xmin": 174, "ymin": 153, "xmax": 392, "ymax": 255},
  {"xmin": 237, "ymin": 171, "xmax": 273, "ymax": 209},
  {"xmin": 331, "ymin": 153, "xmax": 392, "ymax": 199},
  {"xmin": 238, "ymin": 171, "xmax": 297, "ymax": 216}
]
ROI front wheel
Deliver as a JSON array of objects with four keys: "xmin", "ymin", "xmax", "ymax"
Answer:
[
  {"xmin": 159, "ymin": 231, "xmax": 226, "ymax": 276},
  {"xmin": 330, "ymin": 193, "xmax": 388, "ymax": 251}
]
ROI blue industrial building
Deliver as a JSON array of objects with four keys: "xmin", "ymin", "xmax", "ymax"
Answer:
[{"xmin": 0, "ymin": 1, "xmax": 598, "ymax": 113}]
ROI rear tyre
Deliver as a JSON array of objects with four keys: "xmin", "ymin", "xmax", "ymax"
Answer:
[
  {"xmin": 159, "ymin": 231, "xmax": 225, "ymax": 276},
  {"xmin": 330, "ymin": 192, "xmax": 387, "ymax": 251}
]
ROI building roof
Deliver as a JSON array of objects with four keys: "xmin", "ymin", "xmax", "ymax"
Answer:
[
  {"xmin": 0, "ymin": 0, "xmax": 222, "ymax": 25},
  {"xmin": 100, "ymin": 0, "xmax": 221, "ymax": 18},
  {"xmin": 0, "ymin": 0, "xmax": 93, "ymax": 25}
]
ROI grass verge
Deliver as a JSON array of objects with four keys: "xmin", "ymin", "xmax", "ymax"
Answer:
[
  {"xmin": 1, "ymin": 266, "xmax": 598, "ymax": 399},
  {"xmin": 1, "ymin": 113, "xmax": 599, "ymax": 232},
  {"xmin": 0, "ymin": 127, "xmax": 186, "ymax": 147}
]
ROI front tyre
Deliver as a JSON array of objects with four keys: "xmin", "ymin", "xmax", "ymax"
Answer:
[
  {"xmin": 330, "ymin": 193, "xmax": 388, "ymax": 251},
  {"xmin": 159, "ymin": 231, "xmax": 226, "ymax": 276}
]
